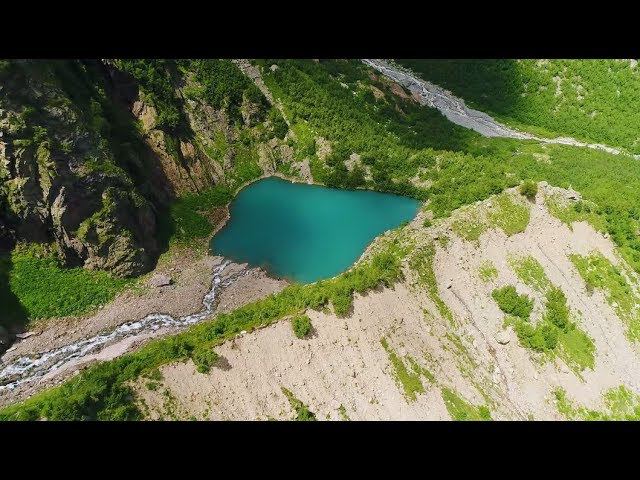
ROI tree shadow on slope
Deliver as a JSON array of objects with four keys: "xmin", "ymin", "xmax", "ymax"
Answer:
[{"xmin": 0, "ymin": 254, "xmax": 28, "ymax": 337}]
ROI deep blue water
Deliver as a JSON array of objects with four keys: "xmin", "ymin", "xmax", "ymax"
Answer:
[{"xmin": 210, "ymin": 177, "xmax": 420, "ymax": 283}]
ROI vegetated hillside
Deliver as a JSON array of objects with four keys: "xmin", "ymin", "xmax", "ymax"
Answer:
[
  {"xmin": 2, "ymin": 59, "xmax": 640, "ymax": 419},
  {"xmin": 397, "ymin": 59, "xmax": 640, "ymax": 154},
  {"xmin": 134, "ymin": 186, "xmax": 640, "ymax": 420},
  {"xmin": 261, "ymin": 60, "xmax": 640, "ymax": 271},
  {"xmin": 0, "ymin": 59, "xmax": 288, "ymax": 275},
  {"xmin": 150, "ymin": 186, "xmax": 630, "ymax": 421},
  {"xmin": 0, "ymin": 59, "xmax": 290, "ymax": 334},
  {"xmin": 4, "ymin": 184, "xmax": 640, "ymax": 420}
]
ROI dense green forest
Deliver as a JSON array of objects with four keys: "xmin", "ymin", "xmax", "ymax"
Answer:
[
  {"xmin": 261, "ymin": 58, "xmax": 480, "ymax": 196},
  {"xmin": 262, "ymin": 59, "xmax": 640, "ymax": 272},
  {"xmin": 398, "ymin": 59, "xmax": 640, "ymax": 154}
]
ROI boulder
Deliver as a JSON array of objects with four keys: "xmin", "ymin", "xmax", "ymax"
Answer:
[
  {"xmin": 149, "ymin": 273, "xmax": 172, "ymax": 287},
  {"xmin": 496, "ymin": 330, "xmax": 510, "ymax": 345},
  {"xmin": 15, "ymin": 331, "xmax": 36, "ymax": 340}
]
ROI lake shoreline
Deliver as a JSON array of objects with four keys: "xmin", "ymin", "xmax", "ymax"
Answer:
[
  {"xmin": 0, "ymin": 174, "xmax": 421, "ymax": 407},
  {"xmin": 210, "ymin": 176, "xmax": 420, "ymax": 284}
]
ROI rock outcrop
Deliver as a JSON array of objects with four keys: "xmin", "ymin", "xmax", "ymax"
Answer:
[
  {"xmin": 0, "ymin": 59, "xmax": 291, "ymax": 277},
  {"xmin": 0, "ymin": 60, "xmax": 159, "ymax": 276}
]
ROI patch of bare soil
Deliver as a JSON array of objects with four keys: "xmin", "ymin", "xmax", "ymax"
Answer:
[
  {"xmin": 296, "ymin": 159, "xmax": 313, "ymax": 184},
  {"xmin": 314, "ymin": 136, "xmax": 332, "ymax": 162},
  {"xmin": 0, "ymin": 245, "xmax": 288, "ymax": 408},
  {"xmin": 216, "ymin": 269, "xmax": 288, "ymax": 315},
  {"xmin": 135, "ymin": 186, "xmax": 640, "ymax": 420},
  {"xmin": 389, "ymin": 82, "xmax": 412, "ymax": 100}
]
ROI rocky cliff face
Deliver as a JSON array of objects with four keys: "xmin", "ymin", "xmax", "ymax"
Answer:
[
  {"xmin": 0, "ymin": 60, "xmax": 159, "ymax": 276},
  {"xmin": 0, "ymin": 59, "xmax": 287, "ymax": 277}
]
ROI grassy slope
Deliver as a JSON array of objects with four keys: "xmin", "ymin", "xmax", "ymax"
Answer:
[
  {"xmin": 0, "ymin": 244, "xmax": 132, "ymax": 330},
  {"xmin": 262, "ymin": 60, "xmax": 640, "ymax": 273},
  {"xmin": 555, "ymin": 385, "xmax": 640, "ymax": 420},
  {"xmin": 398, "ymin": 59, "xmax": 640, "ymax": 154}
]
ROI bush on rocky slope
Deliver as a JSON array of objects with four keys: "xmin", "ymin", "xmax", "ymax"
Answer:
[
  {"xmin": 492, "ymin": 286, "xmax": 534, "ymax": 320},
  {"xmin": 291, "ymin": 314, "xmax": 312, "ymax": 339},
  {"xmin": 519, "ymin": 180, "xmax": 538, "ymax": 200}
]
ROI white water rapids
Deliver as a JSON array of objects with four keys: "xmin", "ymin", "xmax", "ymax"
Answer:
[
  {"xmin": 0, "ymin": 259, "xmax": 248, "ymax": 393},
  {"xmin": 363, "ymin": 59, "xmax": 640, "ymax": 159}
]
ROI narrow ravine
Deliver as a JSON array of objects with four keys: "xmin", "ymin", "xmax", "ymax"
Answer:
[
  {"xmin": 363, "ymin": 59, "xmax": 640, "ymax": 159},
  {"xmin": 0, "ymin": 259, "xmax": 249, "ymax": 395}
]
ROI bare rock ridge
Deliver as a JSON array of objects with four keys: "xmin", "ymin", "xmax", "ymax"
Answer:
[{"xmin": 133, "ymin": 185, "xmax": 640, "ymax": 420}]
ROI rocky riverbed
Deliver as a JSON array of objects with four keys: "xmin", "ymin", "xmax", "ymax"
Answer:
[
  {"xmin": 363, "ymin": 59, "xmax": 640, "ymax": 159},
  {"xmin": 0, "ymin": 249, "xmax": 288, "ymax": 407}
]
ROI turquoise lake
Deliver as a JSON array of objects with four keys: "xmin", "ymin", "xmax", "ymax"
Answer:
[{"xmin": 210, "ymin": 177, "xmax": 420, "ymax": 283}]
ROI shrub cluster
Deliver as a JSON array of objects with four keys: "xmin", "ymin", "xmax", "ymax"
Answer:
[
  {"xmin": 519, "ymin": 180, "xmax": 538, "ymax": 200},
  {"xmin": 291, "ymin": 314, "xmax": 312, "ymax": 339},
  {"xmin": 492, "ymin": 285, "xmax": 534, "ymax": 320},
  {"xmin": 191, "ymin": 342, "xmax": 220, "ymax": 374}
]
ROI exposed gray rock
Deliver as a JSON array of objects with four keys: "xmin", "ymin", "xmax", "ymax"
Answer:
[
  {"xmin": 15, "ymin": 331, "xmax": 36, "ymax": 340},
  {"xmin": 496, "ymin": 330, "xmax": 511, "ymax": 345},
  {"xmin": 149, "ymin": 273, "xmax": 172, "ymax": 287}
]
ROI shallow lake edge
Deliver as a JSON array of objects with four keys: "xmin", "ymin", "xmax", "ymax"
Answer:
[{"xmin": 208, "ymin": 174, "xmax": 422, "ymax": 284}]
